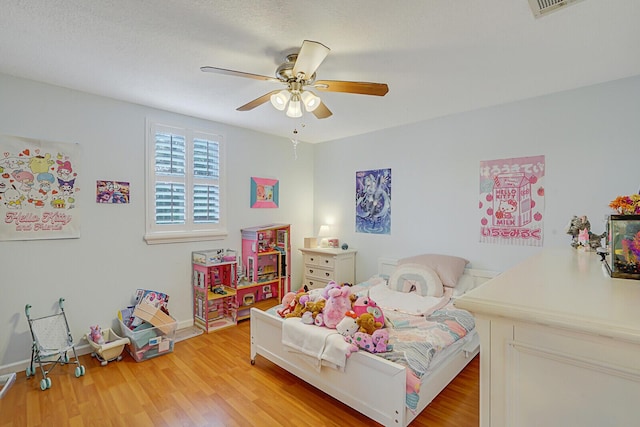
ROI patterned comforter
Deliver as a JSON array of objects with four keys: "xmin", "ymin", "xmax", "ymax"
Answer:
[{"xmin": 379, "ymin": 301, "xmax": 475, "ymax": 411}]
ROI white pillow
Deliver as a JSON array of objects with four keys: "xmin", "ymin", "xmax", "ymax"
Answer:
[
  {"xmin": 398, "ymin": 254, "xmax": 469, "ymax": 288},
  {"xmin": 388, "ymin": 263, "xmax": 444, "ymax": 297},
  {"xmin": 451, "ymin": 274, "xmax": 476, "ymax": 297}
]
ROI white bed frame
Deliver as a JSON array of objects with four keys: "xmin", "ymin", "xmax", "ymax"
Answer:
[{"xmin": 250, "ymin": 260, "xmax": 498, "ymax": 427}]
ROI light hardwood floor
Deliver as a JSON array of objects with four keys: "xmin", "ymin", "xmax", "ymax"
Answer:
[{"xmin": 0, "ymin": 320, "xmax": 478, "ymax": 426}]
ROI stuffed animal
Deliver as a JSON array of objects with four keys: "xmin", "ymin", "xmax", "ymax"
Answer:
[
  {"xmin": 322, "ymin": 286, "xmax": 354, "ymax": 329},
  {"xmin": 356, "ymin": 312, "xmax": 382, "ymax": 335},
  {"xmin": 277, "ymin": 292, "xmax": 297, "ymax": 317},
  {"xmin": 301, "ymin": 311, "xmax": 314, "ymax": 325},
  {"xmin": 345, "ymin": 329, "xmax": 389, "ymax": 355},
  {"xmin": 306, "ymin": 288, "xmax": 325, "ymax": 303},
  {"xmin": 321, "ymin": 280, "xmax": 341, "ymax": 300},
  {"xmin": 336, "ymin": 311, "xmax": 359, "ymax": 337},
  {"xmin": 371, "ymin": 328, "xmax": 390, "ymax": 353},
  {"xmin": 89, "ymin": 325, "xmax": 105, "ymax": 345},
  {"xmin": 346, "ymin": 332, "xmax": 374, "ymax": 353},
  {"xmin": 352, "ymin": 295, "xmax": 385, "ymax": 326},
  {"xmin": 285, "ymin": 293, "xmax": 307, "ymax": 318},
  {"xmin": 566, "ymin": 215, "xmax": 607, "ymax": 249},
  {"xmin": 302, "ymin": 299, "xmax": 326, "ymax": 320}
]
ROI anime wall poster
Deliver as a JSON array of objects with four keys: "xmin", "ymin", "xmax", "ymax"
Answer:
[
  {"xmin": 0, "ymin": 134, "xmax": 81, "ymax": 240},
  {"xmin": 356, "ymin": 168, "xmax": 391, "ymax": 235},
  {"xmin": 479, "ymin": 155, "xmax": 545, "ymax": 246}
]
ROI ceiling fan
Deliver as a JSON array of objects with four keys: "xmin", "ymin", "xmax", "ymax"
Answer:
[{"xmin": 201, "ymin": 40, "xmax": 389, "ymax": 119}]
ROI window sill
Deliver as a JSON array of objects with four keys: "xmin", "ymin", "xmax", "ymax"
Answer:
[{"xmin": 144, "ymin": 229, "xmax": 228, "ymax": 245}]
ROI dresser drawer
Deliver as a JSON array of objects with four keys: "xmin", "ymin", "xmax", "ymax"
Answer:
[
  {"xmin": 304, "ymin": 254, "xmax": 335, "ymax": 269},
  {"xmin": 305, "ymin": 277, "xmax": 332, "ymax": 290},
  {"xmin": 304, "ymin": 266, "xmax": 335, "ymax": 281}
]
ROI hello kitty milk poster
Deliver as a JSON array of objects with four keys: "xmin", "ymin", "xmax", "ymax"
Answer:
[
  {"xmin": 0, "ymin": 134, "xmax": 81, "ymax": 241},
  {"xmin": 479, "ymin": 155, "xmax": 545, "ymax": 246}
]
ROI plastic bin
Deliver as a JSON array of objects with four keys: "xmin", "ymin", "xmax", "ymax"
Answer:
[
  {"xmin": 0, "ymin": 373, "xmax": 16, "ymax": 399},
  {"xmin": 85, "ymin": 328, "xmax": 130, "ymax": 366},
  {"xmin": 118, "ymin": 317, "xmax": 177, "ymax": 362}
]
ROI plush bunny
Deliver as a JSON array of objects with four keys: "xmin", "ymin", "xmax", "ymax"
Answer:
[{"xmin": 322, "ymin": 286, "xmax": 353, "ymax": 329}]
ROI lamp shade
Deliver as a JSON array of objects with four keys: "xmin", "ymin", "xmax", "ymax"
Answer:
[
  {"xmin": 301, "ymin": 91, "xmax": 320, "ymax": 112},
  {"xmin": 286, "ymin": 94, "xmax": 303, "ymax": 118},
  {"xmin": 317, "ymin": 224, "xmax": 331, "ymax": 247},
  {"xmin": 317, "ymin": 225, "xmax": 331, "ymax": 237},
  {"xmin": 270, "ymin": 90, "xmax": 290, "ymax": 111}
]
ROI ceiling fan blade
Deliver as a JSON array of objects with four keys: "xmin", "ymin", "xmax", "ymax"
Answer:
[
  {"xmin": 200, "ymin": 66, "xmax": 280, "ymax": 82},
  {"xmin": 313, "ymin": 80, "xmax": 389, "ymax": 96},
  {"xmin": 311, "ymin": 101, "xmax": 332, "ymax": 119},
  {"xmin": 237, "ymin": 90, "xmax": 281, "ymax": 111},
  {"xmin": 293, "ymin": 40, "xmax": 330, "ymax": 80}
]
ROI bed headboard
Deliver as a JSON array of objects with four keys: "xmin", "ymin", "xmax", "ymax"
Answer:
[
  {"xmin": 377, "ymin": 257, "xmax": 500, "ymax": 286},
  {"xmin": 378, "ymin": 257, "xmax": 398, "ymax": 277}
]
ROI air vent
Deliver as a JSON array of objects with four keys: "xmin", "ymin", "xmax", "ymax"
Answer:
[{"xmin": 528, "ymin": 0, "xmax": 585, "ymax": 18}]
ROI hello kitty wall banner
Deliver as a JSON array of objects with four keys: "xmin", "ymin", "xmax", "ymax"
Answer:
[
  {"xmin": 479, "ymin": 155, "xmax": 545, "ymax": 246},
  {"xmin": 0, "ymin": 134, "xmax": 81, "ymax": 241}
]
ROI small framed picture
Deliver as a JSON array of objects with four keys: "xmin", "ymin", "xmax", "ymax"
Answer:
[
  {"xmin": 250, "ymin": 177, "xmax": 279, "ymax": 208},
  {"xmin": 328, "ymin": 238, "xmax": 339, "ymax": 248}
]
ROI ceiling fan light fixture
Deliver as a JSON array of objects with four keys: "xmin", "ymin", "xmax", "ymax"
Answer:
[
  {"xmin": 286, "ymin": 94, "xmax": 303, "ymax": 118},
  {"xmin": 270, "ymin": 90, "xmax": 291, "ymax": 111},
  {"xmin": 301, "ymin": 91, "xmax": 320, "ymax": 112}
]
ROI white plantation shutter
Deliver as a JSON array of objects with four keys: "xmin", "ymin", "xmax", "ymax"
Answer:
[
  {"xmin": 145, "ymin": 121, "xmax": 226, "ymax": 244},
  {"xmin": 155, "ymin": 182, "xmax": 186, "ymax": 224},
  {"xmin": 193, "ymin": 138, "xmax": 220, "ymax": 223},
  {"xmin": 155, "ymin": 132, "xmax": 186, "ymax": 224}
]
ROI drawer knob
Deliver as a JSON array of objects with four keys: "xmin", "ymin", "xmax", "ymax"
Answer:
[
  {"xmin": 324, "ymin": 260, "xmax": 329, "ymax": 264},
  {"xmin": 309, "ymin": 269, "xmax": 314, "ymax": 274},
  {"xmin": 325, "ymin": 272, "xmax": 330, "ymax": 277}
]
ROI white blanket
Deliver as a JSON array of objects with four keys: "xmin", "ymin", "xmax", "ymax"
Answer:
[
  {"xmin": 281, "ymin": 318, "xmax": 351, "ymax": 371},
  {"xmin": 369, "ymin": 283, "xmax": 453, "ymax": 316}
]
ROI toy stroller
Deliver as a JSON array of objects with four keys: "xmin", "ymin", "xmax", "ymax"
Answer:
[{"xmin": 25, "ymin": 298, "xmax": 86, "ymax": 390}]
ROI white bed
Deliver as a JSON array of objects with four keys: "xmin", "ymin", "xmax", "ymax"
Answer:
[{"xmin": 250, "ymin": 258, "xmax": 498, "ymax": 427}]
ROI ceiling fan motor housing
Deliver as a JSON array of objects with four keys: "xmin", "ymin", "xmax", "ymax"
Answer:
[{"xmin": 276, "ymin": 54, "xmax": 316, "ymax": 84}]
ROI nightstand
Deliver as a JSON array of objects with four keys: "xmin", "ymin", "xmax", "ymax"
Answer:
[{"xmin": 299, "ymin": 247, "xmax": 357, "ymax": 290}]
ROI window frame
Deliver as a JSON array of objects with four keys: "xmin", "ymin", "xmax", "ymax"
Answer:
[{"xmin": 144, "ymin": 120, "xmax": 227, "ymax": 244}]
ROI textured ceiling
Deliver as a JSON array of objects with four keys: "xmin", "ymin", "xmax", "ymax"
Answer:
[{"xmin": 1, "ymin": 1, "xmax": 639, "ymax": 143}]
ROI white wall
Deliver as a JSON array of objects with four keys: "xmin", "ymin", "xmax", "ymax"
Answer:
[
  {"xmin": 313, "ymin": 75, "xmax": 640, "ymax": 280},
  {"xmin": 0, "ymin": 73, "xmax": 315, "ymax": 370},
  {"xmin": 3, "ymin": 72, "xmax": 639, "ymax": 372}
]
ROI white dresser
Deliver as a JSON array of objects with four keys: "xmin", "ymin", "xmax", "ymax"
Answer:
[
  {"xmin": 455, "ymin": 247, "xmax": 640, "ymax": 427},
  {"xmin": 299, "ymin": 247, "xmax": 357, "ymax": 290}
]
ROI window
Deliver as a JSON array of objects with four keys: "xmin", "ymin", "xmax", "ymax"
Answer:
[{"xmin": 145, "ymin": 121, "xmax": 226, "ymax": 244}]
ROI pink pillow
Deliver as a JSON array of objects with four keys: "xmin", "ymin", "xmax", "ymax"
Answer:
[{"xmin": 398, "ymin": 254, "xmax": 469, "ymax": 288}]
